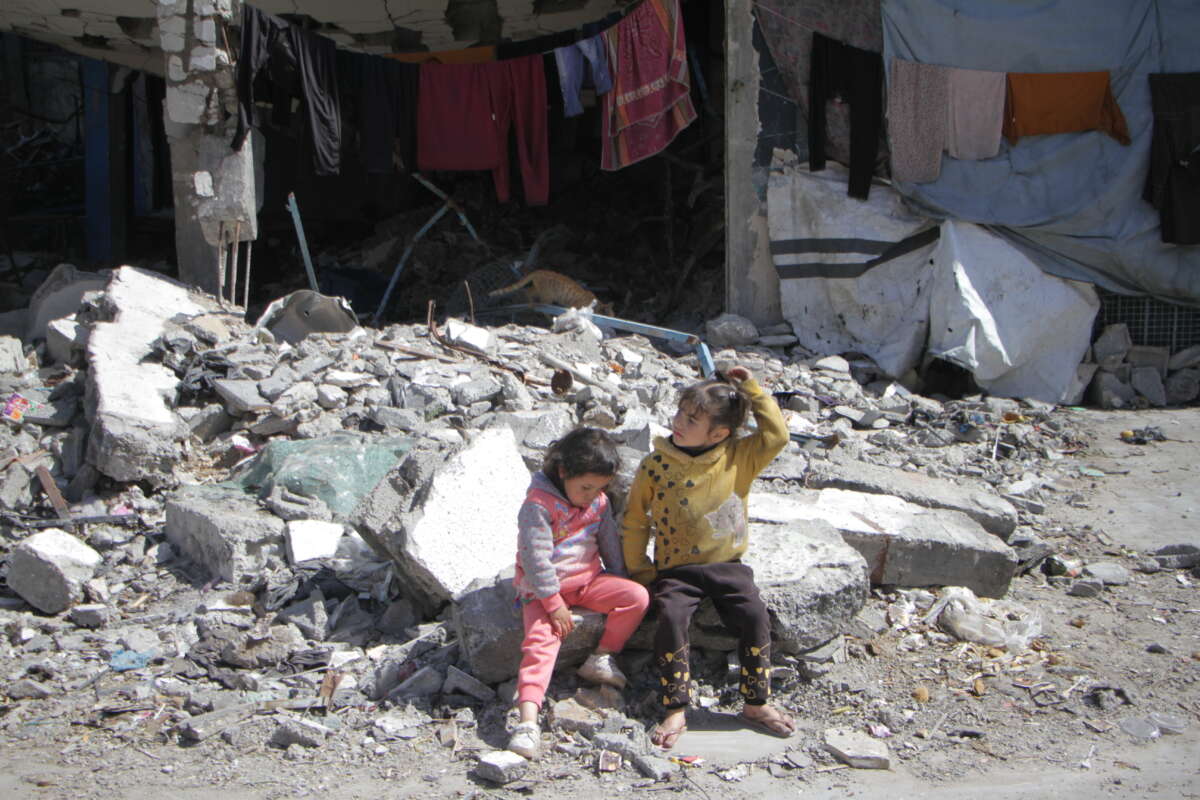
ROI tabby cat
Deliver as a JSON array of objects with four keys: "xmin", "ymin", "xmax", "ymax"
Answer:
[{"xmin": 488, "ymin": 270, "xmax": 612, "ymax": 314}]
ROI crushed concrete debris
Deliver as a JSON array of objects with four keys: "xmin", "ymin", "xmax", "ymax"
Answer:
[{"xmin": 1, "ymin": 265, "xmax": 1197, "ymax": 793}]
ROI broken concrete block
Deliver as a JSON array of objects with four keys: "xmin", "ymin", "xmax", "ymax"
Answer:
[
  {"xmin": 86, "ymin": 268, "xmax": 206, "ymax": 486},
  {"xmin": 452, "ymin": 376, "xmax": 502, "ymax": 407},
  {"xmin": 550, "ymin": 697, "xmax": 605, "ymax": 738},
  {"xmin": 221, "ymin": 623, "xmax": 306, "ymax": 668},
  {"xmin": 1081, "ymin": 561, "xmax": 1131, "ymax": 585},
  {"xmin": 804, "ymin": 460, "xmax": 1017, "ymax": 539},
  {"xmin": 352, "ymin": 428, "xmax": 528, "ymax": 608},
  {"xmin": 212, "ymin": 379, "xmax": 271, "ymax": 416},
  {"xmin": 7, "ymin": 528, "xmax": 102, "ymax": 614},
  {"xmin": 824, "ymin": 728, "xmax": 890, "ymax": 769},
  {"xmin": 442, "ymin": 665, "xmax": 496, "ymax": 703},
  {"xmin": 1131, "ymin": 366, "xmax": 1167, "ymax": 407},
  {"xmin": 1153, "ymin": 543, "xmax": 1200, "ymax": 570},
  {"xmin": 633, "ymin": 754, "xmax": 675, "ymax": 781},
  {"xmin": 1090, "ymin": 371, "xmax": 1137, "ymax": 409},
  {"xmin": 389, "ymin": 665, "xmax": 444, "ymax": 699},
  {"xmin": 7, "ymin": 678, "xmax": 53, "ymax": 700},
  {"xmin": 473, "ymin": 750, "xmax": 528, "ymax": 785},
  {"xmin": 705, "ymin": 313, "xmax": 758, "ymax": 347},
  {"xmin": 181, "ymin": 404, "xmax": 233, "ymax": 442},
  {"xmin": 1092, "ymin": 324, "xmax": 1131, "ymax": 369},
  {"xmin": 285, "ymin": 520, "xmax": 344, "ymax": 564},
  {"xmin": 485, "ymin": 408, "xmax": 576, "ymax": 451},
  {"xmin": 45, "ymin": 317, "xmax": 88, "ymax": 366},
  {"xmin": 165, "ymin": 485, "xmax": 286, "ymax": 585},
  {"xmin": 25, "ymin": 263, "xmax": 107, "ymax": 342},
  {"xmin": 752, "ymin": 490, "xmax": 1018, "ymax": 598},
  {"xmin": 743, "ymin": 519, "xmax": 869, "ymax": 653},
  {"xmin": 68, "ymin": 604, "xmax": 110, "ymax": 628},
  {"xmin": 1127, "ymin": 345, "xmax": 1169, "ymax": 377},
  {"xmin": 814, "ymin": 355, "xmax": 851, "ymax": 374},
  {"xmin": 369, "ymin": 405, "xmax": 424, "ymax": 431},
  {"xmin": 1168, "ymin": 344, "xmax": 1200, "ymax": 371},
  {"xmin": 1165, "ymin": 369, "xmax": 1200, "ymax": 405},
  {"xmin": 454, "ymin": 568, "xmax": 609, "ymax": 685},
  {"xmin": 444, "ymin": 318, "xmax": 496, "ymax": 354},
  {"xmin": 276, "ymin": 588, "xmax": 329, "ymax": 640},
  {"xmin": 0, "ymin": 336, "xmax": 26, "ymax": 373},
  {"xmin": 270, "ymin": 717, "xmax": 331, "ymax": 749}
]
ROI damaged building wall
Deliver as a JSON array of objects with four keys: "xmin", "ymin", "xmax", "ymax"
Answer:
[
  {"xmin": 155, "ymin": 0, "xmax": 257, "ymax": 297},
  {"xmin": 724, "ymin": 0, "xmax": 782, "ymax": 329}
]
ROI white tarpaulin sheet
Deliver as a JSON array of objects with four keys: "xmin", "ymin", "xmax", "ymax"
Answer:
[
  {"xmin": 927, "ymin": 222, "xmax": 1099, "ymax": 403},
  {"xmin": 768, "ymin": 158, "xmax": 939, "ymax": 378}
]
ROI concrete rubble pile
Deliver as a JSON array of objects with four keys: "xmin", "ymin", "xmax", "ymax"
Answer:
[
  {"xmin": 3, "ymin": 270, "xmax": 1193, "ymax": 782},
  {"xmin": 1085, "ymin": 323, "xmax": 1200, "ymax": 408}
]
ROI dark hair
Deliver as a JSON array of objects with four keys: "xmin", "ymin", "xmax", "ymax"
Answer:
[
  {"xmin": 542, "ymin": 428, "xmax": 621, "ymax": 491},
  {"xmin": 677, "ymin": 374, "xmax": 750, "ymax": 434}
]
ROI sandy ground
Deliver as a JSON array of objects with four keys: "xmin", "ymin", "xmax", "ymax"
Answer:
[{"xmin": 1, "ymin": 406, "xmax": 1197, "ymax": 799}]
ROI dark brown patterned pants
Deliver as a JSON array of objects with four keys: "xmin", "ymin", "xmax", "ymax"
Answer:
[{"xmin": 651, "ymin": 561, "xmax": 772, "ymax": 709}]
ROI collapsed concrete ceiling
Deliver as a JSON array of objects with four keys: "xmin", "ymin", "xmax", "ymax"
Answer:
[{"xmin": 1, "ymin": 0, "xmax": 625, "ymax": 74}]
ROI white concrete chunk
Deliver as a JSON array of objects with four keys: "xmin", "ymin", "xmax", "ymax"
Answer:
[
  {"xmin": 165, "ymin": 485, "xmax": 287, "ymax": 585},
  {"xmin": 46, "ymin": 317, "xmax": 88, "ymax": 365},
  {"xmin": 444, "ymin": 318, "xmax": 496, "ymax": 355},
  {"xmin": 285, "ymin": 520, "xmax": 344, "ymax": 564},
  {"xmin": 824, "ymin": 728, "xmax": 890, "ymax": 769},
  {"xmin": 8, "ymin": 529, "xmax": 102, "ymax": 614},
  {"xmin": 86, "ymin": 268, "xmax": 205, "ymax": 485},
  {"xmin": 473, "ymin": 750, "xmax": 528, "ymax": 785},
  {"xmin": 752, "ymin": 489, "xmax": 1018, "ymax": 598}
]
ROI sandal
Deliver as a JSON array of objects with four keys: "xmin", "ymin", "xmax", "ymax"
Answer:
[
  {"xmin": 650, "ymin": 717, "xmax": 688, "ymax": 750},
  {"xmin": 737, "ymin": 706, "xmax": 795, "ymax": 739}
]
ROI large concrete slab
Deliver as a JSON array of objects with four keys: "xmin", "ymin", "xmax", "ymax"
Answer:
[
  {"xmin": 165, "ymin": 484, "xmax": 287, "ymax": 586},
  {"xmin": 752, "ymin": 489, "xmax": 1018, "ymax": 598},
  {"xmin": 805, "ymin": 460, "xmax": 1018, "ymax": 539},
  {"xmin": 352, "ymin": 427, "xmax": 529, "ymax": 610},
  {"xmin": 455, "ymin": 517, "xmax": 868, "ymax": 684},
  {"xmin": 85, "ymin": 267, "xmax": 209, "ymax": 486}
]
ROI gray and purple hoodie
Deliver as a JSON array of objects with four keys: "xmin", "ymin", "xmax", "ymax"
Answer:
[{"xmin": 513, "ymin": 471, "xmax": 627, "ymax": 613}]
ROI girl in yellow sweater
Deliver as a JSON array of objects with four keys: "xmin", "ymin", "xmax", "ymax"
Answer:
[{"xmin": 622, "ymin": 366, "xmax": 795, "ymax": 748}]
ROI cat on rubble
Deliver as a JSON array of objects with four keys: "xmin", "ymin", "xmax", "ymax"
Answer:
[{"xmin": 488, "ymin": 269, "xmax": 613, "ymax": 315}]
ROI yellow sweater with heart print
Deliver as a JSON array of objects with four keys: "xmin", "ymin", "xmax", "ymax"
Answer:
[{"xmin": 621, "ymin": 379, "xmax": 789, "ymax": 585}]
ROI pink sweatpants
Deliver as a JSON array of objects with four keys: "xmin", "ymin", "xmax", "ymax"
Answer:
[{"xmin": 517, "ymin": 574, "xmax": 649, "ymax": 707}]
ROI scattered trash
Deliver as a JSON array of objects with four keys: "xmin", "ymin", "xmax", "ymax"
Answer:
[
  {"xmin": 1119, "ymin": 427, "xmax": 1166, "ymax": 445},
  {"xmin": 109, "ymin": 649, "xmax": 154, "ymax": 672},
  {"xmin": 924, "ymin": 586, "xmax": 1042, "ymax": 652}
]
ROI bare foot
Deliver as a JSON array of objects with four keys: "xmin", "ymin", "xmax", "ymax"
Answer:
[
  {"xmin": 738, "ymin": 703, "xmax": 795, "ymax": 737},
  {"xmin": 650, "ymin": 708, "xmax": 688, "ymax": 749}
]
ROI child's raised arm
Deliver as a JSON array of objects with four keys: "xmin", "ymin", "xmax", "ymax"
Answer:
[
  {"xmin": 727, "ymin": 369, "xmax": 789, "ymax": 490},
  {"xmin": 620, "ymin": 463, "xmax": 657, "ymax": 585}
]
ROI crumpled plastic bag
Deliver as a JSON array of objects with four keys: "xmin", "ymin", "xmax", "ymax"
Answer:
[
  {"xmin": 225, "ymin": 432, "xmax": 411, "ymax": 519},
  {"xmin": 552, "ymin": 304, "xmax": 604, "ymax": 342},
  {"xmin": 922, "ymin": 586, "xmax": 1042, "ymax": 652}
]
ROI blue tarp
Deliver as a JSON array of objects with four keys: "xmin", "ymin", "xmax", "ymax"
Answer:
[{"xmin": 881, "ymin": 0, "xmax": 1200, "ymax": 304}]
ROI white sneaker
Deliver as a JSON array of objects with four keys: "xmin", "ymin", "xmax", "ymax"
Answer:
[
  {"xmin": 507, "ymin": 721, "xmax": 540, "ymax": 759},
  {"xmin": 576, "ymin": 652, "xmax": 627, "ymax": 689}
]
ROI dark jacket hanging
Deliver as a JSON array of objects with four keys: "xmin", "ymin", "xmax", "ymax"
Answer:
[
  {"xmin": 1145, "ymin": 72, "xmax": 1200, "ymax": 245},
  {"xmin": 808, "ymin": 31, "xmax": 882, "ymax": 200},
  {"xmin": 232, "ymin": 5, "xmax": 342, "ymax": 176}
]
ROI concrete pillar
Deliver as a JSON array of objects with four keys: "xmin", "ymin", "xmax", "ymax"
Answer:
[
  {"xmin": 724, "ymin": 0, "xmax": 781, "ymax": 327},
  {"xmin": 156, "ymin": 0, "xmax": 258, "ymax": 299}
]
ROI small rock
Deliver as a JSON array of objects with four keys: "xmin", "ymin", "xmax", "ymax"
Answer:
[
  {"xmin": 270, "ymin": 718, "xmax": 330, "ymax": 749},
  {"xmin": 1118, "ymin": 716, "xmax": 1160, "ymax": 740},
  {"xmin": 1067, "ymin": 580, "xmax": 1105, "ymax": 598},
  {"xmin": 473, "ymin": 750, "xmax": 528, "ymax": 785},
  {"xmin": 706, "ymin": 313, "xmax": 758, "ymax": 347},
  {"xmin": 824, "ymin": 728, "xmax": 890, "ymax": 769},
  {"xmin": 1145, "ymin": 643, "xmax": 1168, "ymax": 654},
  {"xmin": 632, "ymin": 753, "xmax": 675, "ymax": 781},
  {"xmin": 814, "ymin": 355, "xmax": 851, "ymax": 374},
  {"xmin": 1081, "ymin": 562, "xmax": 1130, "ymax": 585},
  {"xmin": 68, "ymin": 604, "xmax": 110, "ymax": 628},
  {"xmin": 1152, "ymin": 543, "xmax": 1200, "ymax": 570},
  {"xmin": 7, "ymin": 529, "xmax": 102, "ymax": 614},
  {"xmin": 550, "ymin": 697, "xmax": 605, "ymax": 738},
  {"xmin": 6, "ymin": 678, "xmax": 53, "ymax": 700}
]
